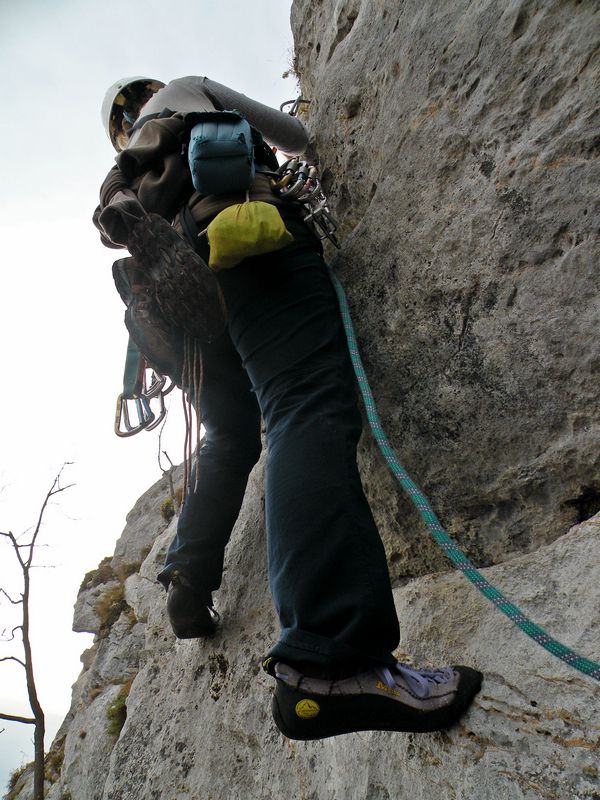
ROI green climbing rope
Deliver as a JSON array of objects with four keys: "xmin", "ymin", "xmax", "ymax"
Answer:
[{"xmin": 329, "ymin": 267, "xmax": 600, "ymax": 682}]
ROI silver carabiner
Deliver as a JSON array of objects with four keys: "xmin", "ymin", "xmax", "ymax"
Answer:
[
  {"xmin": 144, "ymin": 390, "xmax": 167, "ymax": 431},
  {"xmin": 114, "ymin": 393, "xmax": 155, "ymax": 437},
  {"xmin": 144, "ymin": 369, "xmax": 166, "ymax": 399}
]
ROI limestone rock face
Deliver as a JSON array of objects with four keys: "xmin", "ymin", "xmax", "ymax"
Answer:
[
  {"xmin": 291, "ymin": 0, "xmax": 600, "ymax": 580},
  {"xmin": 11, "ymin": 2, "xmax": 600, "ymax": 799},
  {"xmin": 26, "ymin": 482, "xmax": 600, "ymax": 800}
]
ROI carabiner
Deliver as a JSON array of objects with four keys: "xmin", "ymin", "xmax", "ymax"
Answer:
[
  {"xmin": 161, "ymin": 376, "xmax": 177, "ymax": 396},
  {"xmin": 143, "ymin": 369, "xmax": 166, "ymax": 399},
  {"xmin": 114, "ymin": 393, "xmax": 155, "ymax": 437},
  {"xmin": 144, "ymin": 389, "xmax": 167, "ymax": 431}
]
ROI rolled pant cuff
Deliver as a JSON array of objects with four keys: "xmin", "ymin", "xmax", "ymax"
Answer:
[{"xmin": 267, "ymin": 629, "xmax": 397, "ymax": 672}]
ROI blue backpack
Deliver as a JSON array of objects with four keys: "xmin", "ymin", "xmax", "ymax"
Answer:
[{"xmin": 187, "ymin": 110, "xmax": 255, "ymax": 196}]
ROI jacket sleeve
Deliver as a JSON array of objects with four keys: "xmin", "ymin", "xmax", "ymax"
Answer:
[
  {"xmin": 92, "ymin": 166, "xmax": 146, "ymax": 249},
  {"xmin": 203, "ymin": 77, "xmax": 309, "ymax": 155},
  {"xmin": 116, "ymin": 116, "xmax": 193, "ymax": 221},
  {"xmin": 93, "ymin": 116, "xmax": 193, "ymax": 248}
]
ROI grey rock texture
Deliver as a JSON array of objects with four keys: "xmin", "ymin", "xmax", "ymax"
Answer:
[
  {"xmin": 73, "ymin": 579, "xmax": 122, "ymax": 635},
  {"xmin": 9, "ymin": 2, "xmax": 600, "ymax": 799},
  {"xmin": 18, "ymin": 482, "xmax": 600, "ymax": 800},
  {"xmin": 291, "ymin": 0, "xmax": 600, "ymax": 580}
]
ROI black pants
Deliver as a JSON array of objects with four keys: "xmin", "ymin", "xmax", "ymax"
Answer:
[{"xmin": 159, "ymin": 215, "xmax": 400, "ymax": 669}]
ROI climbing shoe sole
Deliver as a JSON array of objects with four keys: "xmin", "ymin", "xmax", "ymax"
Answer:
[{"xmin": 128, "ymin": 212, "xmax": 227, "ymax": 344}]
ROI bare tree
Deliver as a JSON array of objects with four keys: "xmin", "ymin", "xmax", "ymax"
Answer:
[{"xmin": 0, "ymin": 466, "xmax": 73, "ymax": 800}]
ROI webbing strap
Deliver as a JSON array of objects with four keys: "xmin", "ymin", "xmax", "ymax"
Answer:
[
  {"xmin": 122, "ymin": 335, "xmax": 145, "ymax": 398},
  {"xmin": 329, "ymin": 267, "xmax": 600, "ymax": 682}
]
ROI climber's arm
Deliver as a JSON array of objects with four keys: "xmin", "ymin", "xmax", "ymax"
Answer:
[
  {"xmin": 203, "ymin": 77, "xmax": 308, "ymax": 155},
  {"xmin": 92, "ymin": 165, "xmax": 145, "ymax": 249}
]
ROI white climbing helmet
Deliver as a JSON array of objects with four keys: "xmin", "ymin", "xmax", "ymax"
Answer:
[{"xmin": 101, "ymin": 76, "xmax": 165, "ymax": 151}]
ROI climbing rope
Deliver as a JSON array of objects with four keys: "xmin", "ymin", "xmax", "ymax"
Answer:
[
  {"xmin": 181, "ymin": 334, "xmax": 204, "ymax": 496},
  {"xmin": 329, "ymin": 267, "xmax": 600, "ymax": 682}
]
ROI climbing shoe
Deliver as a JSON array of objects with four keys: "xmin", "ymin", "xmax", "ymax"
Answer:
[
  {"xmin": 127, "ymin": 212, "xmax": 227, "ymax": 344},
  {"xmin": 112, "ymin": 255, "xmax": 184, "ymax": 384},
  {"xmin": 269, "ymin": 661, "xmax": 482, "ymax": 740},
  {"xmin": 125, "ymin": 287, "xmax": 184, "ymax": 385},
  {"xmin": 165, "ymin": 572, "xmax": 219, "ymax": 639}
]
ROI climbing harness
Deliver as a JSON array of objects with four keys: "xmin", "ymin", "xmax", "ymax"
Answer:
[
  {"xmin": 329, "ymin": 268, "xmax": 600, "ymax": 683},
  {"xmin": 272, "ymin": 159, "xmax": 340, "ymax": 247}
]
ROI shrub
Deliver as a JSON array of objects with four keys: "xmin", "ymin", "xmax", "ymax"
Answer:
[
  {"xmin": 160, "ymin": 497, "xmax": 175, "ymax": 522},
  {"xmin": 95, "ymin": 583, "xmax": 128, "ymax": 633},
  {"xmin": 114, "ymin": 560, "xmax": 142, "ymax": 582},
  {"xmin": 160, "ymin": 486, "xmax": 184, "ymax": 522},
  {"xmin": 79, "ymin": 557, "xmax": 115, "ymax": 593},
  {"xmin": 44, "ymin": 737, "xmax": 65, "ymax": 783}
]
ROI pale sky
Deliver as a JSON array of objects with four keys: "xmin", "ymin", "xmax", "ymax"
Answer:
[{"xmin": 0, "ymin": 0, "xmax": 296, "ymax": 788}]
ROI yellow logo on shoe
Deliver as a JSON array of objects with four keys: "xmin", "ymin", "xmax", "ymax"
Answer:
[
  {"xmin": 375, "ymin": 680, "xmax": 403, "ymax": 698},
  {"xmin": 295, "ymin": 699, "xmax": 320, "ymax": 719}
]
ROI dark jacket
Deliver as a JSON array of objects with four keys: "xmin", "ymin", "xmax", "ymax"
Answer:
[{"xmin": 93, "ymin": 77, "xmax": 308, "ymax": 248}]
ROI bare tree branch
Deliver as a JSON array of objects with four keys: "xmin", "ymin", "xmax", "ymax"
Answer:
[
  {"xmin": 0, "ymin": 464, "xmax": 74, "ymax": 799},
  {"xmin": 0, "ymin": 712, "xmax": 36, "ymax": 725},
  {"xmin": 0, "ymin": 655, "xmax": 26, "ymax": 668},
  {"xmin": 1, "ymin": 529, "xmax": 25, "ymax": 569},
  {"xmin": 0, "ymin": 587, "xmax": 22, "ymax": 605},
  {"xmin": 0, "ymin": 625, "xmax": 23, "ymax": 642},
  {"xmin": 26, "ymin": 465, "xmax": 74, "ymax": 570}
]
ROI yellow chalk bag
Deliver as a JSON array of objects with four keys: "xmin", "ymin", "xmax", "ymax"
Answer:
[{"xmin": 206, "ymin": 200, "xmax": 294, "ymax": 270}]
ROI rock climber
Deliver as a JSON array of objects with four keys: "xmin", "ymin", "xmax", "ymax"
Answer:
[{"xmin": 94, "ymin": 75, "xmax": 482, "ymax": 740}]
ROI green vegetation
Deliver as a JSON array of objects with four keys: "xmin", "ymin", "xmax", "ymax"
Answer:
[
  {"xmin": 160, "ymin": 486, "xmax": 183, "ymax": 522},
  {"xmin": 106, "ymin": 677, "xmax": 136, "ymax": 737},
  {"xmin": 44, "ymin": 737, "xmax": 65, "ymax": 783},
  {"xmin": 95, "ymin": 583, "xmax": 128, "ymax": 634},
  {"xmin": 160, "ymin": 497, "xmax": 176, "ymax": 522},
  {"xmin": 160, "ymin": 485, "xmax": 184, "ymax": 522},
  {"xmin": 79, "ymin": 556, "xmax": 115, "ymax": 593},
  {"xmin": 6, "ymin": 763, "xmax": 31, "ymax": 799},
  {"xmin": 114, "ymin": 560, "xmax": 143, "ymax": 582},
  {"xmin": 92, "ymin": 559, "xmax": 144, "ymax": 635}
]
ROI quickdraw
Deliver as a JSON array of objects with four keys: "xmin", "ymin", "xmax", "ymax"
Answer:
[
  {"xmin": 271, "ymin": 159, "xmax": 340, "ymax": 249},
  {"xmin": 114, "ymin": 336, "xmax": 175, "ymax": 437}
]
